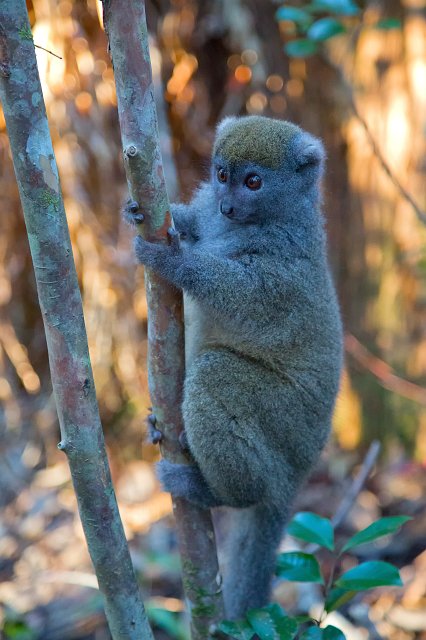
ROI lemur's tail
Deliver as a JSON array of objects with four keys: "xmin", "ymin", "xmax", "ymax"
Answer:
[{"xmin": 222, "ymin": 503, "xmax": 288, "ymax": 620}]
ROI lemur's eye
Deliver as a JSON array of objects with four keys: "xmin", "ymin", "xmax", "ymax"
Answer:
[
  {"xmin": 245, "ymin": 174, "xmax": 262, "ymax": 190},
  {"xmin": 217, "ymin": 168, "xmax": 228, "ymax": 183}
]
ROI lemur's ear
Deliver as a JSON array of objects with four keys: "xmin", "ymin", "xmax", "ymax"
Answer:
[
  {"xmin": 216, "ymin": 116, "xmax": 238, "ymax": 137},
  {"xmin": 294, "ymin": 132, "xmax": 325, "ymax": 172}
]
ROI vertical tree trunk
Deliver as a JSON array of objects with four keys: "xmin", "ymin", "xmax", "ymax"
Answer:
[
  {"xmin": 0, "ymin": 3, "xmax": 153, "ymax": 638},
  {"xmin": 102, "ymin": 2, "xmax": 225, "ymax": 638}
]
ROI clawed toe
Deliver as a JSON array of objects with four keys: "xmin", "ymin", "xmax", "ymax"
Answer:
[
  {"xmin": 146, "ymin": 413, "xmax": 163, "ymax": 445},
  {"xmin": 123, "ymin": 199, "xmax": 145, "ymax": 225}
]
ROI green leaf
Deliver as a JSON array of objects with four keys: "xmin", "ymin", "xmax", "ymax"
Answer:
[
  {"xmin": 276, "ymin": 6, "xmax": 313, "ymax": 26},
  {"xmin": 335, "ymin": 561, "xmax": 403, "ymax": 591},
  {"xmin": 307, "ymin": 17, "xmax": 346, "ymax": 40},
  {"xmin": 276, "ymin": 552, "xmax": 324, "ymax": 583},
  {"xmin": 300, "ymin": 626, "xmax": 346, "ymax": 639},
  {"xmin": 342, "ymin": 516, "xmax": 412, "ymax": 552},
  {"xmin": 287, "ymin": 512, "xmax": 334, "ymax": 550},
  {"xmin": 308, "ymin": 0, "xmax": 360, "ymax": 15},
  {"xmin": 324, "ymin": 587, "xmax": 356, "ymax": 612},
  {"xmin": 217, "ymin": 620, "xmax": 255, "ymax": 640},
  {"xmin": 374, "ymin": 17, "xmax": 402, "ymax": 30},
  {"xmin": 323, "ymin": 625, "xmax": 347, "ymax": 639},
  {"xmin": 294, "ymin": 614, "xmax": 314, "ymax": 624},
  {"xmin": 146, "ymin": 550, "xmax": 182, "ymax": 574},
  {"xmin": 284, "ymin": 39, "xmax": 319, "ymax": 58},
  {"xmin": 300, "ymin": 627, "xmax": 323, "ymax": 639},
  {"xmin": 146, "ymin": 608, "xmax": 188, "ymax": 640},
  {"xmin": 246, "ymin": 604, "xmax": 298, "ymax": 640},
  {"xmin": 3, "ymin": 621, "xmax": 37, "ymax": 640}
]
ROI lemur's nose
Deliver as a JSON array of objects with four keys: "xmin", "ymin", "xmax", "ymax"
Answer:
[{"xmin": 220, "ymin": 202, "xmax": 234, "ymax": 217}]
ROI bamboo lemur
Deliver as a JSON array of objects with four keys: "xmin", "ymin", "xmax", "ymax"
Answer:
[{"xmin": 124, "ymin": 116, "xmax": 343, "ymax": 619}]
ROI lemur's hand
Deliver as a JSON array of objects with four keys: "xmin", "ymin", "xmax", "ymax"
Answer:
[
  {"xmin": 122, "ymin": 199, "xmax": 145, "ymax": 226},
  {"xmin": 134, "ymin": 227, "xmax": 182, "ymax": 272},
  {"xmin": 124, "ymin": 199, "xmax": 183, "ymax": 271}
]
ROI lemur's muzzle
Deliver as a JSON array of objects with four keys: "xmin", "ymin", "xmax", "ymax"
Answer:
[{"xmin": 220, "ymin": 201, "xmax": 234, "ymax": 218}]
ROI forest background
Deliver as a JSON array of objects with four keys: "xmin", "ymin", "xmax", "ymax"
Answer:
[{"xmin": 0, "ymin": 0, "xmax": 425, "ymax": 639}]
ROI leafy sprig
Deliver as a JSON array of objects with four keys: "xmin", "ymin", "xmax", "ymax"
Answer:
[{"xmin": 217, "ymin": 512, "xmax": 410, "ymax": 639}]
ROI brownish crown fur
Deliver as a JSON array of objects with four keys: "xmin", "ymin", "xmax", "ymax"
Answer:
[{"xmin": 213, "ymin": 116, "xmax": 301, "ymax": 169}]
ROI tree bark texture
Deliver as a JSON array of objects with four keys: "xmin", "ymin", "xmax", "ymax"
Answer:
[
  {"xmin": 0, "ymin": 3, "xmax": 153, "ymax": 639},
  {"xmin": 102, "ymin": 2, "xmax": 224, "ymax": 638}
]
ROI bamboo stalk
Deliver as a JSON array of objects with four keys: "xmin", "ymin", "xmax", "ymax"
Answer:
[
  {"xmin": 0, "ymin": 3, "xmax": 153, "ymax": 638},
  {"xmin": 102, "ymin": 2, "xmax": 225, "ymax": 637}
]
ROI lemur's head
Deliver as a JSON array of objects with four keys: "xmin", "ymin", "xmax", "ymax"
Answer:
[{"xmin": 212, "ymin": 115, "xmax": 325, "ymax": 224}]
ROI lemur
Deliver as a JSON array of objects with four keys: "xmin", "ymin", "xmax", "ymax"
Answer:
[{"xmin": 124, "ymin": 115, "xmax": 343, "ymax": 619}]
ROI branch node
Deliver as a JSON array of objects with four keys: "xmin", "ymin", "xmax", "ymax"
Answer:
[
  {"xmin": 125, "ymin": 144, "xmax": 138, "ymax": 158},
  {"xmin": 82, "ymin": 377, "xmax": 91, "ymax": 397},
  {"xmin": 57, "ymin": 440, "xmax": 67, "ymax": 452}
]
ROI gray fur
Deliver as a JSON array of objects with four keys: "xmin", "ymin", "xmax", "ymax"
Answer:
[
  {"xmin": 133, "ymin": 116, "xmax": 343, "ymax": 619},
  {"xmin": 157, "ymin": 459, "xmax": 222, "ymax": 508}
]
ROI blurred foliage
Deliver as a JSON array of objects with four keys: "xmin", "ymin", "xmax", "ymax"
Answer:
[
  {"xmin": 0, "ymin": 0, "xmax": 425, "ymax": 639},
  {"xmin": 275, "ymin": 0, "xmax": 402, "ymax": 58},
  {"xmin": 3, "ymin": 610, "xmax": 37, "ymax": 640}
]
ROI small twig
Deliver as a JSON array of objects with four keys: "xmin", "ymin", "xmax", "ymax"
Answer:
[
  {"xmin": 319, "ymin": 556, "xmax": 340, "ymax": 623},
  {"xmin": 34, "ymin": 43, "xmax": 62, "ymax": 60},
  {"xmin": 306, "ymin": 440, "xmax": 381, "ymax": 554},
  {"xmin": 345, "ymin": 333, "xmax": 426, "ymax": 406},
  {"xmin": 321, "ymin": 52, "xmax": 426, "ymax": 227},
  {"xmin": 331, "ymin": 439, "xmax": 381, "ymax": 531}
]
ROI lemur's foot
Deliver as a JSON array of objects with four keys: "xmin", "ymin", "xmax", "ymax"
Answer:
[
  {"xmin": 146, "ymin": 413, "xmax": 163, "ymax": 445},
  {"xmin": 123, "ymin": 199, "xmax": 145, "ymax": 225},
  {"xmin": 147, "ymin": 415, "xmax": 188, "ymax": 452},
  {"xmin": 157, "ymin": 459, "xmax": 222, "ymax": 509}
]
